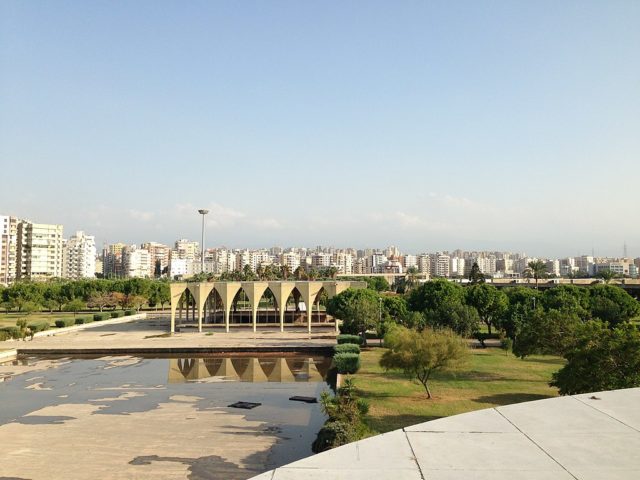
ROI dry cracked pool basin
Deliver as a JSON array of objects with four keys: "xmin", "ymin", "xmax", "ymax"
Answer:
[{"xmin": 0, "ymin": 354, "xmax": 332, "ymax": 480}]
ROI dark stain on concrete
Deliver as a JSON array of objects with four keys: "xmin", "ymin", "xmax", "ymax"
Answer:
[
  {"xmin": 13, "ymin": 415, "xmax": 75, "ymax": 425},
  {"xmin": 129, "ymin": 454, "xmax": 262, "ymax": 480}
]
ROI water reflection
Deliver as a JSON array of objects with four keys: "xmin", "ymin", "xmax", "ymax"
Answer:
[{"xmin": 169, "ymin": 357, "xmax": 332, "ymax": 384}]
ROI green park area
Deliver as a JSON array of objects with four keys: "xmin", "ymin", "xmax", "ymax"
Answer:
[
  {"xmin": 356, "ymin": 347, "xmax": 563, "ymax": 434},
  {"xmin": 0, "ymin": 312, "xmax": 78, "ymax": 329}
]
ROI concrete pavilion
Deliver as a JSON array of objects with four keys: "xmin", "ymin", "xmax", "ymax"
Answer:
[{"xmin": 169, "ymin": 280, "xmax": 366, "ymax": 334}]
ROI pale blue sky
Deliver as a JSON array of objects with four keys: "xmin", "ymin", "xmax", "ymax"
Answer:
[{"xmin": 1, "ymin": 1, "xmax": 638, "ymax": 257}]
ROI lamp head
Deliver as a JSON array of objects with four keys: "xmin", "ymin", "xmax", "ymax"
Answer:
[{"xmin": 198, "ymin": 209, "xmax": 210, "ymax": 215}]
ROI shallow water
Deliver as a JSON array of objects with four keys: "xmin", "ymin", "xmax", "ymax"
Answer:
[{"xmin": 0, "ymin": 355, "xmax": 331, "ymax": 480}]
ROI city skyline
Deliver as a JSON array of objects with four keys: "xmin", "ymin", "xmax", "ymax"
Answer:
[{"xmin": 1, "ymin": 2, "xmax": 639, "ymax": 256}]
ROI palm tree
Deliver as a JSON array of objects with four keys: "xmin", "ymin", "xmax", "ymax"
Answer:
[
  {"xmin": 281, "ymin": 264, "xmax": 291, "ymax": 280},
  {"xmin": 526, "ymin": 260, "xmax": 547, "ymax": 289},
  {"xmin": 405, "ymin": 266, "xmax": 419, "ymax": 291},
  {"xmin": 596, "ymin": 269, "xmax": 617, "ymax": 284}
]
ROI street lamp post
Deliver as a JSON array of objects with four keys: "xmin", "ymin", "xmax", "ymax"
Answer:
[{"xmin": 198, "ymin": 209, "xmax": 209, "ymax": 274}]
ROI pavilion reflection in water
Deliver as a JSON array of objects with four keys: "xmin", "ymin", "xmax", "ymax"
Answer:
[{"xmin": 168, "ymin": 357, "xmax": 332, "ymax": 383}]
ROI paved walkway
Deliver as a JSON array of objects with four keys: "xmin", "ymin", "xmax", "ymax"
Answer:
[
  {"xmin": 0, "ymin": 317, "xmax": 337, "ymax": 354},
  {"xmin": 250, "ymin": 387, "xmax": 640, "ymax": 480}
]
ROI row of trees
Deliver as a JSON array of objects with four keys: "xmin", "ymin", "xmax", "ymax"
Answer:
[
  {"xmin": 0, "ymin": 279, "xmax": 171, "ymax": 315},
  {"xmin": 328, "ymin": 279, "xmax": 640, "ymax": 395}
]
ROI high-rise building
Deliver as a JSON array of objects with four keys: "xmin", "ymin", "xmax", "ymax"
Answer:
[
  {"xmin": 0, "ymin": 215, "xmax": 19, "ymax": 285},
  {"xmin": 63, "ymin": 231, "xmax": 96, "ymax": 279},
  {"xmin": 122, "ymin": 245, "xmax": 152, "ymax": 278},
  {"xmin": 142, "ymin": 242, "xmax": 171, "ymax": 277},
  {"xmin": 103, "ymin": 242, "xmax": 126, "ymax": 278},
  {"xmin": 16, "ymin": 221, "xmax": 64, "ymax": 281}
]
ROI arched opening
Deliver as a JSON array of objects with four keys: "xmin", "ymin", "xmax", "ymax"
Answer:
[
  {"xmin": 283, "ymin": 287, "xmax": 306, "ymax": 325},
  {"xmin": 177, "ymin": 288, "xmax": 197, "ymax": 330},
  {"xmin": 203, "ymin": 288, "xmax": 224, "ymax": 325}
]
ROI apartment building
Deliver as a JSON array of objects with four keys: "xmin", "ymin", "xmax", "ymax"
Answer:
[
  {"xmin": 103, "ymin": 242, "xmax": 126, "ymax": 278},
  {"xmin": 122, "ymin": 245, "xmax": 151, "ymax": 278},
  {"xmin": 16, "ymin": 221, "xmax": 64, "ymax": 281},
  {"xmin": 63, "ymin": 231, "xmax": 96, "ymax": 279},
  {"xmin": 0, "ymin": 215, "xmax": 19, "ymax": 285},
  {"xmin": 142, "ymin": 242, "xmax": 171, "ymax": 277}
]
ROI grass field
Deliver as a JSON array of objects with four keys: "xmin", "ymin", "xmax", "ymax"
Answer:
[
  {"xmin": 0, "ymin": 312, "xmax": 79, "ymax": 328},
  {"xmin": 355, "ymin": 347, "xmax": 564, "ymax": 434}
]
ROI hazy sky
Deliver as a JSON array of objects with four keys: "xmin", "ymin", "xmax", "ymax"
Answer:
[{"xmin": 1, "ymin": 1, "xmax": 638, "ymax": 257}]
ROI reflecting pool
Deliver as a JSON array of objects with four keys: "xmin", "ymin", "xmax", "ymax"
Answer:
[{"xmin": 0, "ymin": 354, "xmax": 331, "ymax": 480}]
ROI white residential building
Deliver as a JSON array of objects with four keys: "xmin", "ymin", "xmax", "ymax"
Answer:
[
  {"xmin": 16, "ymin": 221, "xmax": 64, "ymax": 281},
  {"xmin": 63, "ymin": 231, "xmax": 97, "ymax": 279},
  {"xmin": 0, "ymin": 215, "xmax": 19, "ymax": 285},
  {"xmin": 122, "ymin": 245, "xmax": 152, "ymax": 278},
  {"xmin": 450, "ymin": 257, "xmax": 466, "ymax": 277},
  {"xmin": 281, "ymin": 252, "xmax": 301, "ymax": 273}
]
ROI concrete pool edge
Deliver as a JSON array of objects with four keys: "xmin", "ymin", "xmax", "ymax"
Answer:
[{"xmin": 248, "ymin": 387, "xmax": 640, "ymax": 479}]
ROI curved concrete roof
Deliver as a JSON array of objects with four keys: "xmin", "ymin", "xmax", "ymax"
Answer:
[{"xmin": 250, "ymin": 387, "xmax": 640, "ymax": 480}]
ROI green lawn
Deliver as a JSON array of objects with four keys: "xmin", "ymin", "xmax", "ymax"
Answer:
[
  {"xmin": 355, "ymin": 347, "xmax": 564, "ymax": 434},
  {"xmin": 0, "ymin": 312, "xmax": 79, "ymax": 328}
]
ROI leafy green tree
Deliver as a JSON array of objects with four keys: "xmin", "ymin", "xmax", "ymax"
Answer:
[
  {"xmin": 63, "ymin": 298, "xmax": 86, "ymax": 316},
  {"xmin": 596, "ymin": 269, "xmax": 618, "ymax": 284},
  {"xmin": 501, "ymin": 287, "xmax": 541, "ymax": 340},
  {"xmin": 513, "ymin": 309, "xmax": 582, "ymax": 358},
  {"xmin": 587, "ymin": 284, "xmax": 640, "ymax": 327},
  {"xmin": 468, "ymin": 262, "xmax": 485, "ymax": 284},
  {"xmin": 327, "ymin": 288, "xmax": 379, "ymax": 344},
  {"xmin": 382, "ymin": 295, "xmax": 408, "ymax": 322},
  {"xmin": 405, "ymin": 267, "xmax": 419, "ymax": 291},
  {"xmin": 465, "ymin": 284, "xmax": 508, "ymax": 335},
  {"xmin": 424, "ymin": 300, "xmax": 480, "ymax": 338},
  {"xmin": 380, "ymin": 326, "xmax": 469, "ymax": 398},
  {"xmin": 551, "ymin": 321, "xmax": 640, "ymax": 395},
  {"xmin": 407, "ymin": 279, "xmax": 464, "ymax": 313},
  {"xmin": 540, "ymin": 285, "xmax": 590, "ymax": 320}
]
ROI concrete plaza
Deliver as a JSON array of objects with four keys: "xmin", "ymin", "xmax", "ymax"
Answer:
[{"xmin": 251, "ymin": 387, "xmax": 640, "ymax": 480}]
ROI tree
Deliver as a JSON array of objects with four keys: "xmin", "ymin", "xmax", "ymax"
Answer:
[
  {"xmin": 405, "ymin": 267, "xmax": 419, "ymax": 291},
  {"xmin": 468, "ymin": 262, "xmax": 485, "ymax": 284},
  {"xmin": 540, "ymin": 285, "xmax": 590, "ymax": 320},
  {"xmin": 380, "ymin": 326, "xmax": 469, "ymax": 398},
  {"xmin": 424, "ymin": 300, "xmax": 480, "ymax": 338},
  {"xmin": 513, "ymin": 308, "xmax": 582, "ymax": 358},
  {"xmin": 148, "ymin": 282, "xmax": 170, "ymax": 310},
  {"xmin": 327, "ymin": 288, "xmax": 379, "ymax": 344},
  {"xmin": 596, "ymin": 269, "xmax": 618, "ymax": 284},
  {"xmin": 501, "ymin": 286, "xmax": 541, "ymax": 341},
  {"xmin": 465, "ymin": 284, "xmax": 508, "ymax": 335},
  {"xmin": 407, "ymin": 279, "xmax": 464, "ymax": 313},
  {"xmin": 587, "ymin": 284, "xmax": 640, "ymax": 327},
  {"xmin": 130, "ymin": 295, "xmax": 148, "ymax": 312},
  {"xmin": 64, "ymin": 298, "xmax": 86, "ymax": 316},
  {"xmin": 87, "ymin": 291, "xmax": 113, "ymax": 312},
  {"xmin": 551, "ymin": 321, "xmax": 640, "ymax": 395},
  {"xmin": 525, "ymin": 260, "xmax": 547, "ymax": 289}
]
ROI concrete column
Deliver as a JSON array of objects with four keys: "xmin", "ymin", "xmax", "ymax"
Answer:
[
  {"xmin": 268, "ymin": 282, "xmax": 295, "ymax": 333},
  {"xmin": 241, "ymin": 282, "xmax": 268, "ymax": 334},
  {"xmin": 169, "ymin": 283, "xmax": 188, "ymax": 334}
]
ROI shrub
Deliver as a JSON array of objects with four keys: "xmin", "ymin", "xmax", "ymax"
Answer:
[
  {"xmin": 93, "ymin": 313, "xmax": 110, "ymax": 321},
  {"xmin": 334, "ymin": 343, "xmax": 361, "ymax": 355},
  {"xmin": 74, "ymin": 317, "xmax": 93, "ymax": 325},
  {"xmin": 27, "ymin": 321, "xmax": 49, "ymax": 333},
  {"xmin": 124, "ymin": 309, "xmax": 136, "ymax": 316},
  {"xmin": 0, "ymin": 331, "xmax": 10, "ymax": 341},
  {"xmin": 55, "ymin": 318, "xmax": 75, "ymax": 328},
  {"xmin": 0, "ymin": 326, "xmax": 20, "ymax": 339},
  {"xmin": 333, "ymin": 353, "xmax": 361, "ymax": 374},
  {"xmin": 110, "ymin": 311, "xmax": 124, "ymax": 318},
  {"xmin": 337, "ymin": 334, "xmax": 363, "ymax": 346}
]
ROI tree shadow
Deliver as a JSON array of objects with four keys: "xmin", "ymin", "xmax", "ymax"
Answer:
[
  {"xmin": 473, "ymin": 392, "xmax": 554, "ymax": 406},
  {"xmin": 366, "ymin": 414, "xmax": 441, "ymax": 434}
]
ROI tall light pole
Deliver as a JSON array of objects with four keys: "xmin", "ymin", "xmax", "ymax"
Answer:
[{"xmin": 198, "ymin": 209, "xmax": 209, "ymax": 274}]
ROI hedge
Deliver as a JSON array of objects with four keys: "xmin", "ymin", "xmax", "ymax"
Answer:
[
  {"xmin": 0, "ymin": 326, "xmax": 20, "ymax": 339},
  {"xmin": 93, "ymin": 313, "xmax": 110, "ymax": 321},
  {"xmin": 334, "ymin": 343, "xmax": 361, "ymax": 355},
  {"xmin": 124, "ymin": 309, "xmax": 136, "ymax": 316},
  {"xmin": 0, "ymin": 331, "xmax": 11, "ymax": 341},
  {"xmin": 55, "ymin": 318, "xmax": 76, "ymax": 328},
  {"xmin": 337, "ymin": 334, "xmax": 363, "ymax": 346},
  {"xmin": 333, "ymin": 353, "xmax": 361, "ymax": 374},
  {"xmin": 110, "ymin": 311, "xmax": 124, "ymax": 318},
  {"xmin": 74, "ymin": 317, "xmax": 93, "ymax": 325},
  {"xmin": 27, "ymin": 321, "xmax": 50, "ymax": 333}
]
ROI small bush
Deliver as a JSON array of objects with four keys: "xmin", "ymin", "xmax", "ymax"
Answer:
[
  {"xmin": 110, "ymin": 311, "xmax": 124, "ymax": 318},
  {"xmin": 124, "ymin": 309, "xmax": 136, "ymax": 316},
  {"xmin": 0, "ymin": 331, "xmax": 10, "ymax": 341},
  {"xmin": 27, "ymin": 321, "xmax": 49, "ymax": 333},
  {"xmin": 0, "ymin": 326, "xmax": 20, "ymax": 339},
  {"xmin": 337, "ymin": 334, "xmax": 363, "ymax": 346},
  {"xmin": 334, "ymin": 343, "xmax": 361, "ymax": 355},
  {"xmin": 55, "ymin": 318, "xmax": 75, "ymax": 328},
  {"xmin": 75, "ymin": 317, "xmax": 93, "ymax": 325},
  {"xmin": 333, "ymin": 353, "xmax": 361, "ymax": 374},
  {"xmin": 93, "ymin": 313, "xmax": 110, "ymax": 321}
]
